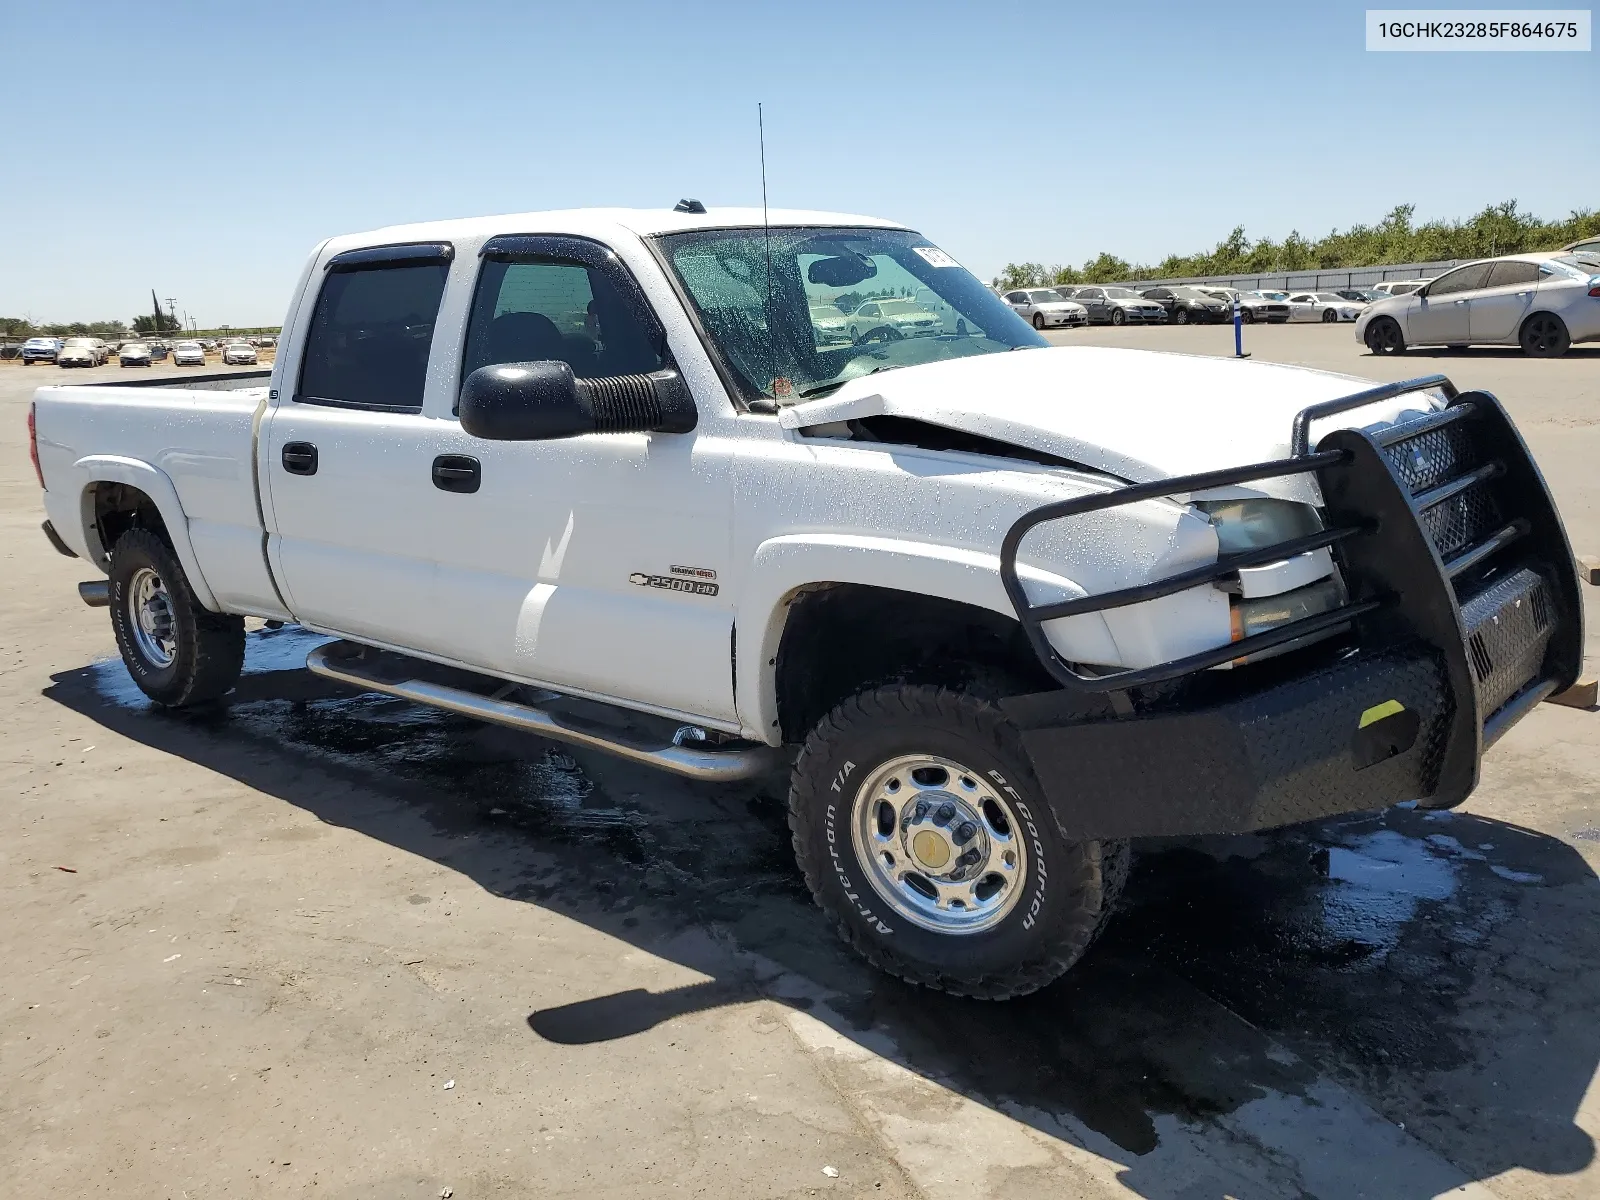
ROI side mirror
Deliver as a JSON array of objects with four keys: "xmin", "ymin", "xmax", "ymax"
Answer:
[{"xmin": 459, "ymin": 361, "xmax": 697, "ymax": 441}]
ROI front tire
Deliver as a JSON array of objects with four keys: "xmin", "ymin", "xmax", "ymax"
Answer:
[
  {"xmin": 1365, "ymin": 316, "xmax": 1406, "ymax": 356},
  {"xmin": 1110, "ymin": 308, "xmax": 1126, "ymax": 326},
  {"xmin": 1032, "ymin": 313, "xmax": 1045, "ymax": 330},
  {"xmin": 1321, "ymin": 308, "xmax": 1338, "ymax": 323},
  {"xmin": 788, "ymin": 684, "xmax": 1128, "ymax": 999},
  {"xmin": 109, "ymin": 528, "xmax": 244, "ymax": 707},
  {"xmin": 1174, "ymin": 308, "xmax": 1190, "ymax": 325},
  {"xmin": 1520, "ymin": 312, "xmax": 1570, "ymax": 358}
]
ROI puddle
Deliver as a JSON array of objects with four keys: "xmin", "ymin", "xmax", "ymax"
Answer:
[{"xmin": 64, "ymin": 634, "xmax": 1600, "ymax": 1169}]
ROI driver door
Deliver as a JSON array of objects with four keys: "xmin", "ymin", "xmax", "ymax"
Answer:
[{"xmin": 1409, "ymin": 263, "xmax": 1489, "ymax": 344}]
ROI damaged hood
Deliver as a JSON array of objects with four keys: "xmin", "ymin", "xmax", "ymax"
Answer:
[{"xmin": 778, "ymin": 345, "xmax": 1445, "ymax": 504}]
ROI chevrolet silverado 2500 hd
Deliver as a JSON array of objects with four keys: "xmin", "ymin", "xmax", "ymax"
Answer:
[{"xmin": 30, "ymin": 206, "xmax": 1585, "ymax": 998}]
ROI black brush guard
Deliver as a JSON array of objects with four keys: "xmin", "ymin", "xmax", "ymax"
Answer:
[{"xmin": 998, "ymin": 376, "xmax": 1584, "ymax": 839}]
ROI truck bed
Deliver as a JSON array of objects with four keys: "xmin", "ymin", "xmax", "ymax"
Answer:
[{"xmin": 32, "ymin": 374, "xmax": 285, "ymax": 619}]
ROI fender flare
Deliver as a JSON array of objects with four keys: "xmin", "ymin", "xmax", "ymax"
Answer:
[
  {"xmin": 734, "ymin": 533, "xmax": 1117, "ymax": 742},
  {"xmin": 72, "ymin": 455, "xmax": 221, "ymax": 611}
]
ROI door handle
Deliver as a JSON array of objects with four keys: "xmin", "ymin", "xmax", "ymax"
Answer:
[
  {"xmin": 432, "ymin": 454, "xmax": 480, "ymax": 494},
  {"xmin": 281, "ymin": 442, "xmax": 318, "ymax": 475},
  {"xmin": 1454, "ymin": 299, "xmax": 1468, "ymax": 305}
]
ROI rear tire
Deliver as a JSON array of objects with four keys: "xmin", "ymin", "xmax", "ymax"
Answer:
[
  {"xmin": 109, "ymin": 528, "xmax": 244, "ymax": 707},
  {"xmin": 1519, "ymin": 312, "xmax": 1570, "ymax": 358},
  {"xmin": 1365, "ymin": 316, "xmax": 1406, "ymax": 356},
  {"xmin": 788, "ymin": 683, "xmax": 1128, "ymax": 1000}
]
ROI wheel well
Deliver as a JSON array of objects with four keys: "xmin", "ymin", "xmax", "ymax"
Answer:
[
  {"xmin": 92, "ymin": 482, "xmax": 171, "ymax": 561},
  {"xmin": 773, "ymin": 583, "xmax": 1057, "ymax": 743}
]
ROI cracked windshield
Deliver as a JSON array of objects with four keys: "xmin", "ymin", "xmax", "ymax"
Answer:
[{"xmin": 657, "ymin": 227, "xmax": 1044, "ymax": 403}]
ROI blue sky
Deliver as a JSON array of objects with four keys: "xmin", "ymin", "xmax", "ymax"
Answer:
[{"xmin": 5, "ymin": 0, "xmax": 1595, "ymax": 326}]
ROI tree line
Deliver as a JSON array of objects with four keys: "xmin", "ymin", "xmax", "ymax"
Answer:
[
  {"xmin": 993, "ymin": 200, "xmax": 1600, "ymax": 290},
  {"xmin": 1, "ymin": 315, "xmax": 282, "ymax": 340}
]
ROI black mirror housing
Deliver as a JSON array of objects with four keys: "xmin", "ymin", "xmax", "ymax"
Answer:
[
  {"xmin": 807, "ymin": 255, "xmax": 878, "ymax": 288},
  {"xmin": 459, "ymin": 361, "xmax": 697, "ymax": 441}
]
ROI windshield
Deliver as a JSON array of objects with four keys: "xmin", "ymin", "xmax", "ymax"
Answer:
[
  {"xmin": 176, "ymin": 342, "xmax": 200, "ymax": 350},
  {"xmin": 656, "ymin": 226, "xmax": 1044, "ymax": 404},
  {"xmin": 1102, "ymin": 288, "xmax": 1139, "ymax": 299}
]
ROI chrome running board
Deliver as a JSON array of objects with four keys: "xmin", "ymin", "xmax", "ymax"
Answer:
[{"xmin": 306, "ymin": 641, "xmax": 783, "ymax": 783}]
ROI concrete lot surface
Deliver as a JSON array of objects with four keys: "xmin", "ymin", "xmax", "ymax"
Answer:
[{"xmin": 2, "ymin": 326, "xmax": 1597, "ymax": 1198}]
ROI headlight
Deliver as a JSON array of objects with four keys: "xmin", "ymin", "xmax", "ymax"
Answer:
[{"xmin": 1195, "ymin": 498, "xmax": 1322, "ymax": 554}]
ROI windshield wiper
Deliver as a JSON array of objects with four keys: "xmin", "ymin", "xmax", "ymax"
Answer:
[{"xmin": 797, "ymin": 365, "xmax": 892, "ymax": 400}]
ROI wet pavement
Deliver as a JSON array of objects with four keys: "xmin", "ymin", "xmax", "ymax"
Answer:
[{"xmin": 42, "ymin": 624, "xmax": 1600, "ymax": 1195}]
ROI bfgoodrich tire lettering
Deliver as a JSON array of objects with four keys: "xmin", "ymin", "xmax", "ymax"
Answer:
[
  {"xmin": 788, "ymin": 683, "xmax": 1128, "ymax": 999},
  {"xmin": 109, "ymin": 527, "xmax": 245, "ymax": 707}
]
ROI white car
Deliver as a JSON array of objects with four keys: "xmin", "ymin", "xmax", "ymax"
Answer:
[
  {"xmin": 27, "ymin": 204, "xmax": 1583, "ymax": 1000},
  {"xmin": 1002, "ymin": 288, "xmax": 1088, "ymax": 329},
  {"xmin": 1357, "ymin": 251, "xmax": 1600, "ymax": 357},
  {"xmin": 843, "ymin": 298, "xmax": 942, "ymax": 341},
  {"xmin": 807, "ymin": 303, "xmax": 852, "ymax": 345},
  {"xmin": 56, "ymin": 338, "xmax": 106, "ymax": 367},
  {"xmin": 119, "ymin": 342, "xmax": 153, "ymax": 367},
  {"xmin": 222, "ymin": 341, "xmax": 259, "ymax": 365},
  {"xmin": 1284, "ymin": 292, "xmax": 1365, "ymax": 323},
  {"xmin": 1372, "ymin": 280, "xmax": 1428, "ymax": 297},
  {"xmin": 172, "ymin": 341, "xmax": 207, "ymax": 366}
]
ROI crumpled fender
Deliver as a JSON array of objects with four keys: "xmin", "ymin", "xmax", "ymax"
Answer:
[{"xmin": 735, "ymin": 533, "xmax": 1117, "ymax": 743}]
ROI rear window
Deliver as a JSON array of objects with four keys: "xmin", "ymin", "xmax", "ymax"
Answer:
[{"xmin": 298, "ymin": 260, "xmax": 449, "ymax": 412}]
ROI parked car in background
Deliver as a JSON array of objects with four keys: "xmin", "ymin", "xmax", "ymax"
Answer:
[
  {"xmin": 1059, "ymin": 286, "xmax": 1166, "ymax": 325},
  {"xmin": 149, "ymin": 341, "xmax": 169, "ymax": 361},
  {"xmin": 1003, "ymin": 288, "xmax": 1088, "ymax": 329},
  {"xmin": 1138, "ymin": 286, "xmax": 1229, "ymax": 324},
  {"xmin": 222, "ymin": 340, "xmax": 259, "ymax": 365},
  {"xmin": 1373, "ymin": 280, "xmax": 1428, "ymax": 297},
  {"xmin": 844, "ymin": 299, "xmax": 942, "ymax": 342},
  {"xmin": 57, "ymin": 338, "xmax": 107, "ymax": 367},
  {"xmin": 21, "ymin": 337, "xmax": 62, "ymax": 364},
  {"xmin": 1358, "ymin": 251, "xmax": 1600, "ymax": 358},
  {"xmin": 1332, "ymin": 288, "xmax": 1387, "ymax": 304},
  {"xmin": 1197, "ymin": 287, "xmax": 1291, "ymax": 323},
  {"xmin": 1562, "ymin": 235, "xmax": 1600, "ymax": 254},
  {"xmin": 119, "ymin": 342, "xmax": 153, "ymax": 367},
  {"xmin": 172, "ymin": 340, "xmax": 207, "ymax": 366},
  {"xmin": 1284, "ymin": 292, "xmax": 1365, "ymax": 323},
  {"xmin": 806, "ymin": 303, "xmax": 852, "ymax": 345}
]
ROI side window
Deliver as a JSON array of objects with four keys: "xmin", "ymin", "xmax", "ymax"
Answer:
[
  {"xmin": 297, "ymin": 254, "xmax": 450, "ymax": 412},
  {"xmin": 1426, "ymin": 264, "xmax": 1492, "ymax": 296},
  {"xmin": 1005, "ymin": 292, "xmax": 1026, "ymax": 304},
  {"xmin": 462, "ymin": 251, "xmax": 665, "ymax": 383},
  {"xmin": 1486, "ymin": 261, "xmax": 1540, "ymax": 288}
]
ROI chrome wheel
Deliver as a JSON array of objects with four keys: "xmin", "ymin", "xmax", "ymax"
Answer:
[
  {"xmin": 851, "ymin": 754, "xmax": 1028, "ymax": 935},
  {"xmin": 128, "ymin": 565, "xmax": 176, "ymax": 667}
]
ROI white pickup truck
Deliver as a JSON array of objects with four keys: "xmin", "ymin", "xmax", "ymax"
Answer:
[{"xmin": 29, "ymin": 204, "xmax": 1585, "ymax": 999}]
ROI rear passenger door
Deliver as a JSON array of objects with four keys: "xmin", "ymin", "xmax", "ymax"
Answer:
[
  {"xmin": 262, "ymin": 242, "xmax": 455, "ymax": 651},
  {"xmin": 1468, "ymin": 260, "xmax": 1539, "ymax": 342}
]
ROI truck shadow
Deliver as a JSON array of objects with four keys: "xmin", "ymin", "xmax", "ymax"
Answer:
[{"xmin": 45, "ymin": 628, "xmax": 1600, "ymax": 1195}]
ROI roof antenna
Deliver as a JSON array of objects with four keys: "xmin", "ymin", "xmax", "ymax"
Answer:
[{"xmin": 758, "ymin": 101, "xmax": 781, "ymax": 407}]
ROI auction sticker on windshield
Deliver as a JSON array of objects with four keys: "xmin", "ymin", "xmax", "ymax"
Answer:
[{"xmin": 912, "ymin": 246, "xmax": 961, "ymax": 268}]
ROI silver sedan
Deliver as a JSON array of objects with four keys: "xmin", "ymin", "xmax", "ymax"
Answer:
[
  {"xmin": 1356, "ymin": 251, "xmax": 1600, "ymax": 358},
  {"xmin": 1002, "ymin": 288, "xmax": 1088, "ymax": 329}
]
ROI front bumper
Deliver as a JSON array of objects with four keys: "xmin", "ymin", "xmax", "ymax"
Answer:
[{"xmin": 999, "ymin": 380, "xmax": 1583, "ymax": 840}]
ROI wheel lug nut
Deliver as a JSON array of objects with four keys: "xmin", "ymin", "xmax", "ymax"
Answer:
[
  {"xmin": 913, "ymin": 800, "xmax": 929, "ymax": 821},
  {"xmin": 956, "ymin": 822, "xmax": 977, "ymax": 844},
  {"xmin": 936, "ymin": 803, "xmax": 956, "ymax": 823}
]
